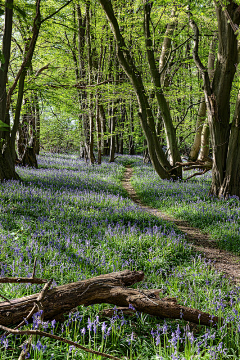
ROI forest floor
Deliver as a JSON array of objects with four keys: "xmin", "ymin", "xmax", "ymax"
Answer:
[{"xmin": 123, "ymin": 165, "xmax": 240, "ymax": 284}]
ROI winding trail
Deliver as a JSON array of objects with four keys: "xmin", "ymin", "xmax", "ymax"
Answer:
[{"xmin": 122, "ymin": 166, "xmax": 240, "ymax": 284}]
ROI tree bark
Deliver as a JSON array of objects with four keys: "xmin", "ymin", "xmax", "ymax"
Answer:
[
  {"xmin": 189, "ymin": 1, "xmax": 240, "ymax": 197},
  {"xmin": 219, "ymin": 90, "xmax": 240, "ymax": 198},
  {"xmin": 0, "ymin": 270, "xmax": 219, "ymax": 327},
  {"xmin": 159, "ymin": 9, "xmax": 176, "ymax": 87},
  {"xmin": 0, "ymin": 0, "xmax": 18, "ymax": 180},
  {"xmin": 189, "ymin": 97, "xmax": 207, "ymax": 161},
  {"xmin": 189, "ymin": 35, "xmax": 216, "ymax": 161},
  {"xmin": 144, "ymin": 2, "xmax": 182, "ymax": 176},
  {"xmin": 128, "ymin": 100, "xmax": 135, "ymax": 155},
  {"xmin": 208, "ymin": 3, "xmax": 240, "ymax": 196},
  {"xmin": 109, "ymin": 102, "xmax": 116, "ymax": 162},
  {"xmin": 98, "ymin": 0, "xmax": 173, "ymax": 180},
  {"xmin": 99, "ymin": 104, "xmax": 109, "ymax": 155},
  {"xmin": 0, "ymin": 0, "xmax": 41, "ymax": 180},
  {"xmin": 198, "ymin": 122, "xmax": 210, "ymax": 161}
]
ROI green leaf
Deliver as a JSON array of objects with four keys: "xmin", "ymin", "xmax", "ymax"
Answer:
[
  {"xmin": 13, "ymin": 4, "xmax": 26, "ymax": 18},
  {"xmin": 0, "ymin": 120, "xmax": 10, "ymax": 131}
]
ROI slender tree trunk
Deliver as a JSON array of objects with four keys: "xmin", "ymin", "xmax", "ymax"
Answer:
[
  {"xmin": 159, "ymin": 9, "xmax": 176, "ymax": 86},
  {"xmin": 198, "ymin": 122, "xmax": 210, "ymax": 161},
  {"xmin": 109, "ymin": 102, "xmax": 116, "ymax": 162},
  {"xmin": 119, "ymin": 101, "xmax": 125, "ymax": 154},
  {"xmin": 33, "ymin": 92, "xmax": 40, "ymax": 155},
  {"xmin": 189, "ymin": 97, "xmax": 207, "ymax": 161},
  {"xmin": 128, "ymin": 101, "xmax": 135, "ymax": 155},
  {"xmin": 99, "ymin": 104, "xmax": 109, "ymax": 155},
  {"xmin": 144, "ymin": 2, "xmax": 182, "ymax": 176},
  {"xmin": 96, "ymin": 103, "xmax": 102, "ymax": 164},
  {"xmin": 143, "ymin": 139, "xmax": 150, "ymax": 163},
  {"xmin": 98, "ymin": 0, "xmax": 173, "ymax": 180},
  {"xmin": 189, "ymin": 36, "xmax": 216, "ymax": 161}
]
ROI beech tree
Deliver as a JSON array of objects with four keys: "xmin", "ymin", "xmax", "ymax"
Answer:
[
  {"xmin": 0, "ymin": 0, "xmax": 41, "ymax": 180},
  {"xmin": 97, "ymin": 0, "xmax": 240, "ymax": 197},
  {"xmin": 0, "ymin": 0, "xmax": 74, "ymax": 181},
  {"xmin": 189, "ymin": 0, "xmax": 240, "ymax": 197}
]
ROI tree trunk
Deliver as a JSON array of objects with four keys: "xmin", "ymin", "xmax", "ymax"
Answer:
[
  {"xmin": 109, "ymin": 102, "xmax": 116, "ymax": 162},
  {"xmin": 99, "ymin": 104, "xmax": 109, "ymax": 155},
  {"xmin": 96, "ymin": 103, "xmax": 102, "ymax": 164},
  {"xmin": 99, "ymin": 0, "xmax": 174, "ymax": 180},
  {"xmin": 189, "ymin": 97, "xmax": 207, "ymax": 161},
  {"xmin": 33, "ymin": 92, "xmax": 40, "ymax": 155},
  {"xmin": 189, "ymin": 1, "xmax": 240, "ymax": 197},
  {"xmin": 189, "ymin": 36, "xmax": 216, "ymax": 161},
  {"xmin": 0, "ymin": 0, "xmax": 41, "ymax": 180},
  {"xmin": 0, "ymin": 0, "xmax": 13, "ymax": 154},
  {"xmin": 128, "ymin": 101, "xmax": 135, "ymax": 155},
  {"xmin": 144, "ymin": 2, "xmax": 182, "ymax": 176},
  {"xmin": 219, "ymin": 90, "xmax": 240, "ymax": 197},
  {"xmin": 0, "ymin": 148, "xmax": 19, "ymax": 181},
  {"xmin": 208, "ymin": 3, "xmax": 240, "ymax": 196},
  {"xmin": 119, "ymin": 101, "xmax": 125, "ymax": 154},
  {"xmin": 159, "ymin": 9, "xmax": 176, "ymax": 86},
  {"xmin": 198, "ymin": 121, "xmax": 210, "ymax": 161},
  {"xmin": 0, "ymin": 0, "xmax": 18, "ymax": 181},
  {"xmin": 0, "ymin": 270, "xmax": 219, "ymax": 327},
  {"xmin": 143, "ymin": 139, "xmax": 151, "ymax": 163}
]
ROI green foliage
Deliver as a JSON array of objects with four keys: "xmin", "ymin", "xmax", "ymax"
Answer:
[{"xmin": 0, "ymin": 120, "xmax": 9, "ymax": 131}]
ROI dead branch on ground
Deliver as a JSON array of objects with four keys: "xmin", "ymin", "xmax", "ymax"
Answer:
[{"xmin": 0, "ymin": 270, "xmax": 219, "ymax": 327}]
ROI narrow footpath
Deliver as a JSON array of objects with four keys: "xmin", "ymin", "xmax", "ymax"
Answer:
[{"xmin": 122, "ymin": 166, "xmax": 240, "ymax": 284}]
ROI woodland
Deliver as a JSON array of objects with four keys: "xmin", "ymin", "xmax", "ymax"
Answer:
[{"xmin": 1, "ymin": 0, "xmax": 240, "ymax": 359}]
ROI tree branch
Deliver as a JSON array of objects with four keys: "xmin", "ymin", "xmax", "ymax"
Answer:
[
  {"xmin": 41, "ymin": 0, "xmax": 73, "ymax": 24},
  {"xmin": 0, "ymin": 325, "xmax": 122, "ymax": 360}
]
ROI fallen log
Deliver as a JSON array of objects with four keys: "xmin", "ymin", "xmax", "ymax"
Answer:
[{"xmin": 0, "ymin": 270, "xmax": 220, "ymax": 327}]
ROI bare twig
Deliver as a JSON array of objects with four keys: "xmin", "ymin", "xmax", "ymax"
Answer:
[
  {"xmin": 31, "ymin": 258, "xmax": 37, "ymax": 279},
  {"xmin": 0, "ymin": 325, "xmax": 123, "ymax": 360},
  {"xmin": 0, "ymin": 293, "xmax": 11, "ymax": 303},
  {"xmin": 0, "ymin": 277, "xmax": 47, "ymax": 285},
  {"xmin": 176, "ymin": 101, "xmax": 204, "ymax": 130},
  {"xmin": 36, "ymin": 279, "xmax": 53, "ymax": 303},
  {"xmin": 15, "ymin": 305, "xmax": 38, "ymax": 331},
  {"xmin": 167, "ymin": 158, "xmax": 212, "ymax": 182},
  {"xmin": 185, "ymin": 168, "xmax": 209, "ymax": 181},
  {"xmin": 34, "ymin": 64, "xmax": 49, "ymax": 77},
  {"xmin": 41, "ymin": 0, "xmax": 73, "ymax": 24},
  {"xmin": 18, "ymin": 335, "xmax": 33, "ymax": 360}
]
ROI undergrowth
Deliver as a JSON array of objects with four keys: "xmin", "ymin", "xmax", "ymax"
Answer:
[{"xmin": 0, "ymin": 153, "xmax": 239, "ymax": 359}]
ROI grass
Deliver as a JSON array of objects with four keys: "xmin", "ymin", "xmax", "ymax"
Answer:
[
  {"xmin": 0, "ymin": 153, "xmax": 239, "ymax": 359},
  {"xmin": 130, "ymin": 161, "xmax": 240, "ymax": 254}
]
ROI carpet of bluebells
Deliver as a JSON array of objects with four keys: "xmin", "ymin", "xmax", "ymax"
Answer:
[
  {"xmin": 0, "ymin": 153, "xmax": 240, "ymax": 359},
  {"xmin": 131, "ymin": 162, "xmax": 240, "ymax": 254}
]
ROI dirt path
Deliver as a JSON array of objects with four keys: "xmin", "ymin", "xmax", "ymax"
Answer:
[{"xmin": 122, "ymin": 166, "xmax": 240, "ymax": 284}]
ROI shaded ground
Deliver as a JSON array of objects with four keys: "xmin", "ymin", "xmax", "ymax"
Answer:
[{"xmin": 123, "ymin": 166, "xmax": 240, "ymax": 284}]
